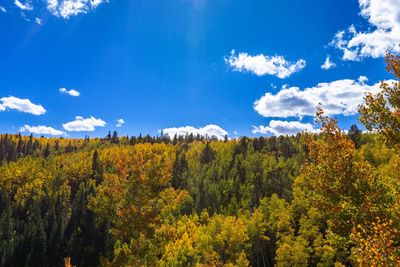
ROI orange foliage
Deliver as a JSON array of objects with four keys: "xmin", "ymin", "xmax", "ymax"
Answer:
[{"xmin": 351, "ymin": 217, "xmax": 400, "ymax": 266}]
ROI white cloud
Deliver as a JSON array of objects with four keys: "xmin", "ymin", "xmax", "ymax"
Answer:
[
  {"xmin": 59, "ymin": 87, "xmax": 80, "ymax": 97},
  {"xmin": 358, "ymin": 75, "xmax": 369, "ymax": 84},
  {"xmin": 20, "ymin": 125, "xmax": 64, "ymax": 136},
  {"xmin": 116, "ymin": 118, "xmax": 125, "ymax": 127},
  {"xmin": 254, "ymin": 77, "xmax": 394, "ymax": 118},
  {"xmin": 0, "ymin": 6, "xmax": 7, "ymax": 13},
  {"xmin": 253, "ymin": 120, "xmax": 318, "ymax": 136},
  {"xmin": 63, "ymin": 116, "xmax": 106, "ymax": 132},
  {"xmin": 0, "ymin": 96, "xmax": 46, "ymax": 115},
  {"xmin": 15, "ymin": 0, "xmax": 33, "ymax": 10},
  {"xmin": 90, "ymin": 0, "xmax": 104, "ymax": 7},
  {"xmin": 226, "ymin": 50, "xmax": 306, "ymax": 79},
  {"xmin": 331, "ymin": 0, "xmax": 400, "ymax": 61},
  {"xmin": 321, "ymin": 56, "xmax": 336, "ymax": 70},
  {"xmin": 35, "ymin": 17, "xmax": 42, "ymax": 25},
  {"xmin": 160, "ymin": 124, "xmax": 228, "ymax": 140},
  {"xmin": 47, "ymin": 0, "xmax": 108, "ymax": 19}
]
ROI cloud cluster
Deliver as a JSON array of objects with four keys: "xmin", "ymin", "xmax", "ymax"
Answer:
[
  {"xmin": 252, "ymin": 120, "xmax": 318, "ymax": 136},
  {"xmin": 0, "ymin": 96, "xmax": 46, "ymax": 115},
  {"xmin": 63, "ymin": 116, "xmax": 106, "ymax": 132},
  {"xmin": 20, "ymin": 125, "xmax": 64, "ymax": 136},
  {"xmin": 331, "ymin": 0, "xmax": 400, "ymax": 61},
  {"xmin": 161, "ymin": 125, "xmax": 228, "ymax": 140},
  {"xmin": 47, "ymin": 0, "xmax": 108, "ymax": 19},
  {"xmin": 10, "ymin": 0, "xmax": 108, "ymax": 20},
  {"xmin": 60, "ymin": 87, "xmax": 80, "ymax": 97},
  {"xmin": 253, "ymin": 77, "xmax": 390, "ymax": 118},
  {"xmin": 226, "ymin": 50, "xmax": 306, "ymax": 79}
]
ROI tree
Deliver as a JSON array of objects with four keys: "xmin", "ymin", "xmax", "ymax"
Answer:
[
  {"xmin": 29, "ymin": 203, "xmax": 47, "ymax": 267},
  {"xmin": 350, "ymin": 217, "xmax": 400, "ymax": 266},
  {"xmin": 171, "ymin": 150, "xmax": 188, "ymax": 189},
  {"xmin": 92, "ymin": 150, "xmax": 103, "ymax": 185},
  {"xmin": 106, "ymin": 131, "xmax": 112, "ymax": 141},
  {"xmin": 282, "ymin": 107, "xmax": 395, "ymax": 265},
  {"xmin": 159, "ymin": 213, "xmax": 251, "ymax": 266},
  {"xmin": 348, "ymin": 124, "xmax": 362, "ymax": 149},
  {"xmin": 359, "ymin": 51, "xmax": 400, "ymax": 148},
  {"xmin": 88, "ymin": 144, "xmax": 187, "ymax": 266},
  {"xmin": 200, "ymin": 143, "xmax": 216, "ymax": 164},
  {"xmin": 43, "ymin": 143, "xmax": 51, "ymax": 159},
  {"xmin": 111, "ymin": 131, "xmax": 119, "ymax": 144}
]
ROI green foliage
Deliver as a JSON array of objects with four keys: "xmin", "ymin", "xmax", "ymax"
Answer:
[
  {"xmin": 1, "ymin": 51, "xmax": 400, "ymax": 266},
  {"xmin": 0, "ymin": 128, "xmax": 398, "ymax": 266},
  {"xmin": 359, "ymin": 51, "xmax": 400, "ymax": 148}
]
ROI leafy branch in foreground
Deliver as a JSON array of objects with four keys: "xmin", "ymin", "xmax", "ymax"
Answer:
[{"xmin": 359, "ymin": 51, "xmax": 400, "ymax": 148}]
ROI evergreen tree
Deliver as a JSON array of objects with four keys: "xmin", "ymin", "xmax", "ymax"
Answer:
[
  {"xmin": 200, "ymin": 143, "xmax": 216, "ymax": 164},
  {"xmin": 111, "ymin": 131, "xmax": 118, "ymax": 144},
  {"xmin": 348, "ymin": 124, "xmax": 362, "ymax": 149},
  {"xmin": 43, "ymin": 143, "xmax": 51, "ymax": 159},
  {"xmin": 92, "ymin": 150, "xmax": 103, "ymax": 185}
]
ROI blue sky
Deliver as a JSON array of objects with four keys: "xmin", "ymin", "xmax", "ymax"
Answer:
[{"xmin": 0, "ymin": 0, "xmax": 399, "ymax": 138}]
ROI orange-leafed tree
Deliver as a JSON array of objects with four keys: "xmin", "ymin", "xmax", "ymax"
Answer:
[
  {"xmin": 351, "ymin": 217, "xmax": 400, "ymax": 266},
  {"xmin": 298, "ymin": 107, "xmax": 387, "ymax": 234}
]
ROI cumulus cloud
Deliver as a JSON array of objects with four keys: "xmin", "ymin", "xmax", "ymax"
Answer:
[
  {"xmin": 116, "ymin": 118, "xmax": 125, "ymax": 127},
  {"xmin": 254, "ymin": 77, "xmax": 394, "ymax": 118},
  {"xmin": 331, "ymin": 0, "xmax": 400, "ymax": 61},
  {"xmin": 35, "ymin": 17, "xmax": 42, "ymax": 25},
  {"xmin": 253, "ymin": 120, "xmax": 318, "ymax": 136},
  {"xmin": 226, "ymin": 50, "xmax": 306, "ymax": 79},
  {"xmin": 20, "ymin": 125, "xmax": 64, "ymax": 136},
  {"xmin": 0, "ymin": 96, "xmax": 46, "ymax": 115},
  {"xmin": 160, "ymin": 124, "xmax": 228, "ymax": 140},
  {"xmin": 59, "ymin": 87, "xmax": 80, "ymax": 97},
  {"xmin": 63, "ymin": 116, "xmax": 106, "ymax": 132},
  {"xmin": 47, "ymin": 0, "xmax": 108, "ymax": 19},
  {"xmin": 0, "ymin": 6, "xmax": 7, "ymax": 13},
  {"xmin": 321, "ymin": 56, "xmax": 336, "ymax": 70}
]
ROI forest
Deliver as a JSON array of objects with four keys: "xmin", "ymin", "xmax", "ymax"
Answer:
[{"xmin": 0, "ymin": 53, "xmax": 399, "ymax": 267}]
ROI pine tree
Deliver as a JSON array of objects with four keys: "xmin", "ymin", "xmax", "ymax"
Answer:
[
  {"xmin": 200, "ymin": 143, "xmax": 216, "ymax": 164},
  {"xmin": 348, "ymin": 124, "xmax": 362, "ymax": 149},
  {"xmin": 92, "ymin": 150, "xmax": 103, "ymax": 185},
  {"xmin": 43, "ymin": 143, "xmax": 51, "ymax": 159},
  {"xmin": 111, "ymin": 131, "xmax": 118, "ymax": 144}
]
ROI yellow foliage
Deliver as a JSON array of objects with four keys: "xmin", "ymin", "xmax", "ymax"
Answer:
[
  {"xmin": 159, "ymin": 214, "xmax": 251, "ymax": 267},
  {"xmin": 63, "ymin": 257, "xmax": 76, "ymax": 267}
]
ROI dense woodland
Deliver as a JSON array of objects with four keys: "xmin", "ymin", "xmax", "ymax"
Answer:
[{"xmin": 0, "ymin": 53, "xmax": 399, "ymax": 267}]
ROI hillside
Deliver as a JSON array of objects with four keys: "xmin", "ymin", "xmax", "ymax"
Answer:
[{"xmin": 0, "ymin": 121, "xmax": 399, "ymax": 266}]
